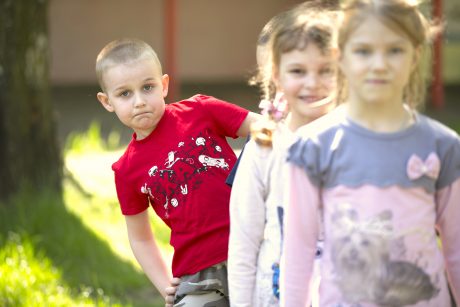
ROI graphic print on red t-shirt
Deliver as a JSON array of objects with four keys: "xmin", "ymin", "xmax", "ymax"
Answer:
[{"xmin": 140, "ymin": 128, "xmax": 230, "ymax": 218}]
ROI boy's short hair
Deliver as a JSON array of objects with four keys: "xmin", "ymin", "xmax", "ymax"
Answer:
[{"xmin": 96, "ymin": 38, "xmax": 162, "ymax": 91}]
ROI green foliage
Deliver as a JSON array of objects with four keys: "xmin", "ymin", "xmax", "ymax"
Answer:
[
  {"xmin": 0, "ymin": 187, "xmax": 157, "ymax": 306},
  {"xmin": 0, "ymin": 123, "xmax": 171, "ymax": 306},
  {"xmin": 0, "ymin": 232, "xmax": 115, "ymax": 307},
  {"xmin": 65, "ymin": 121, "xmax": 122, "ymax": 154},
  {"xmin": 63, "ymin": 123, "xmax": 172, "ymax": 253}
]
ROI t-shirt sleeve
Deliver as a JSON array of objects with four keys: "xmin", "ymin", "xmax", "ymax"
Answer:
[
  {"xmin": 194, "ymin": 94, "xmax": 249, "ymax": 138},
  {"xmin": 287, "ymin": 136, "xmax": 321, "ymax": 187},
  {"xmin": 437, "ymin": 135, "xmax": 460, "ymax": 189},
  {"xmin": 112, "ymin": 163, "xmax": 149, "ymax": 215}
]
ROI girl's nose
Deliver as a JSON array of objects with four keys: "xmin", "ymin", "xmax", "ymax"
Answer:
[
  {"xmin": 305, "ymin": 73, "xmax": 320, "ymax": 89},
  {"xmin": 372, "ymin": 53, "xmax": 388, "ymax": 71}
]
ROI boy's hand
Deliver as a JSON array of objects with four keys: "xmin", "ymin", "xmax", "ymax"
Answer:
[{"xmin": 165, "ymin": 277, "xmax": 181, "ymax": 307}]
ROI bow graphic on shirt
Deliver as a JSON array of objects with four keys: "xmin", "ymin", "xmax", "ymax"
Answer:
[{"xmin": 406, "ymin": 152, "xmax": 440, "ymax": 180}]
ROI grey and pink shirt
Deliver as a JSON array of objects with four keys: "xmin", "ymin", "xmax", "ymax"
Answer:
[{"xmin": 281, "ymin": 107, "xmax": 460, "ymax": 307}]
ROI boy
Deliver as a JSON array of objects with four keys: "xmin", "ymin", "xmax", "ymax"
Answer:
[{"xmin": 95, "ymin": 38, "xmax": 259, "ymax": 306}]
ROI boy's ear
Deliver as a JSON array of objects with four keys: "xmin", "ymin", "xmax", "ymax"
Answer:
[
  {"xmin": 161, "ymin": 74, "xmax": 169, "ymax": 98},
  {"xmin": 97, "ymin": 92, "xmax": 114, "ymax": 112}
]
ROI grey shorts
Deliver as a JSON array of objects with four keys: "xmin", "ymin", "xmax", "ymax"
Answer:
[{"xmin": 174, "ymin": 262, "xmax": 229, "ymax": 307}]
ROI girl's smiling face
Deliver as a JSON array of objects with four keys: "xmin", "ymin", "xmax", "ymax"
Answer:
[{"xmin": 274, "ymin": 43, "xmax": 336, "ymax": 124}]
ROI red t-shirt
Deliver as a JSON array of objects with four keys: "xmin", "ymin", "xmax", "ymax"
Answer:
[{"xmin": 112, "ymin": 94, "xmax": 249, "ymax": 277}]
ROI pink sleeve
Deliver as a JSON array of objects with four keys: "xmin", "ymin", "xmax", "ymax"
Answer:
[
  {"xmin": 436, "ymin": 177, "xmax": 460, "ymax": 305},
  {"xmin": 280, "ymin": 164, "xmax": 320, "ymax": 307}
]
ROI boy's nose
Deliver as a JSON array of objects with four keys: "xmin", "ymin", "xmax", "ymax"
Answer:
[{"xmin": 133, "ymin": 92, "xmax": 146, "ymax": 107}]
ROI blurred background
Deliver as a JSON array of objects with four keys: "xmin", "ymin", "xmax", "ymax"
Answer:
[
  {"xmin": 52, "ymin": 0, "xmax": 302, "ymax": 149},
  {"xmin": 1, "ymin": 0, "xmax": 459, "ymax": 306},
  {"xmin": 50, "ymin": 0, "xmax": 460, "ymax": 148}
]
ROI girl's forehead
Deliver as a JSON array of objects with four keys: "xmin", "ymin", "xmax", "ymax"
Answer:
[
  {"xmin": 282, "ymin": 45, "xmax": 333, "ymax": 64},
  {"xmin": 345, "ymin": 16, "xmax": 411, "ymax": 46}
]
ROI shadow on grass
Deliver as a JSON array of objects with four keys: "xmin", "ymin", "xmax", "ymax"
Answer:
[{"xmin": 0, "ymin": 187, "xmax": 163, "ymax": 307}]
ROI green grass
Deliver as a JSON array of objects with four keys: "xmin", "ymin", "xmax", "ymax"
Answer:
[
  {"xmin": 0, "ymin": 232, "xmax": 115, "ymax": 307},
  {"xmin": 2, "ymin": 116, "xmax": 458, "ymax": 306},
  {"xmin": 0, "ymin": 123, "xmax": 172, "ymax": 306}
]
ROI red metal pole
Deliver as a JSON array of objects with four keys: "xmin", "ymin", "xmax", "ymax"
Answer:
[
  {"xmin": 164, "ymin": 0, "xmax": 179, "ymax": 103},
  {"xmin": 432, "ymin": 0, "xmax": 444, "ymax": 109}
]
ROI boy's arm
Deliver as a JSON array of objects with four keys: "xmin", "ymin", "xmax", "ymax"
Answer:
[
  {"xmin": 125, "ymin": 209, "xmax": 172, "ymax": 298},
  {"xmin": 236, "ymin": 112, "xmax": 262, "ymax": 137}
]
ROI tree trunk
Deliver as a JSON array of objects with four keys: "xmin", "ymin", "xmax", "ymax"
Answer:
[{"xmin": 0, "ymin": 0, "xmax": 62, "ymax": 201}]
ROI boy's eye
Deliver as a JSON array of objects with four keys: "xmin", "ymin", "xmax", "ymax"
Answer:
[{"xmin": 119, "ymin": 90, "xmax": 130, "ymax": 97}]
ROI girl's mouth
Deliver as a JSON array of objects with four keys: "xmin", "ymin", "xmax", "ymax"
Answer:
[
  {"xmin": 366, "ymin": 79, "xmax": 388, "ymax": 84},
  {"xmin": 299, "ymin": 96, "xmax": 323, "ymax": 103}
]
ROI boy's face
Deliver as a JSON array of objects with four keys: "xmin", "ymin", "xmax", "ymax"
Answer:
[{"xmin": 97, "ymin": 57, "xmax": 169, "ymax": 140}]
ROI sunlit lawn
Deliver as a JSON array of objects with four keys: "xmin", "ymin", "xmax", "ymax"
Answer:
[
  {"xmin": 1, "ymin": 110, "xmax": 458, "ymax": 306},
  {"xmin": 0, "ymin": 124, "xmax": 172, "ymax": 306}
]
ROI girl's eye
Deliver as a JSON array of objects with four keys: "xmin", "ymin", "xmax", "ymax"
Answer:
[
  {"xmin": 144, "ymin": 85, "xmax": 154, "ymax": 91},
  {"xmin": 320, "ymin": 67, "xmax": 333, "ymax": 75},
  {"xmin": 389, "ymin": 47, "xmax": 404, "ymax": 55},
  {"xmin": 289, "ymin": 68, "xmax": 304, "ymax": 75},
  {"xmin": 354, "ymin": 48, "xmax": 370, "ymax": 56}
]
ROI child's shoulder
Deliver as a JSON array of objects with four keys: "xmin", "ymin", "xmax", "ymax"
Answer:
[
  {"xmin": 416, "ymin": 113, "xmax": 460, "ymax": 154},
  {"xmin": 178, "ymin": 94, "xmax": 225, "ymax": 104},
  {"xmin": 111, "ymin": 142, "xmax": 135, "ymax": 173},
  {"xmin": 167, "ymin": 94, "xmax": 230, "ymax": 112},
  {"xmin": 417, "ymin": 113, "xmax": 459, "ymax": 139},
  {"xmin": 296, "ymin": 105, "xmax": 346, "ymax": 140}
]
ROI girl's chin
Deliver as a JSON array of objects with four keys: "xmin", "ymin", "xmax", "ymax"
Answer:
[
  {"xmin": 302, "ymin": 96, "xmax": 335, "ymax": 109},
  {"xmin": 294, "ymin": 106, "xmax": 329, "ymax": 120}
]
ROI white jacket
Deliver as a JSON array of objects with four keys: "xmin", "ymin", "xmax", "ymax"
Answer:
[{"xmin": 228, "ymin": 123, "xmax": 294, "ymax": 307}]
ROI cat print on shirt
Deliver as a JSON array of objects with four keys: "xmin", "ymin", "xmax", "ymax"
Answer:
[{"xmin": 330, "ymin": 206, "xmax": 439, "ymax": 306}]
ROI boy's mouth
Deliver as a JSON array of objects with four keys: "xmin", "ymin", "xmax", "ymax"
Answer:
[{"xmin": 134, "ymin": 111, "xmax": 151, "ymax": 118}]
